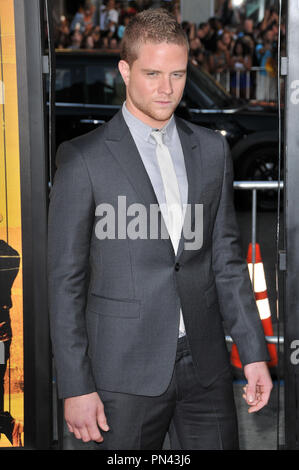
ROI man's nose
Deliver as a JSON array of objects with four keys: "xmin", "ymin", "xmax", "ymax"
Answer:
[{"xmin": 158, "ymin": 76, "xmax": 173, "ymax": 95}]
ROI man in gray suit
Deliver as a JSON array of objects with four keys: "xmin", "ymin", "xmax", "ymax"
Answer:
[{"xmin": 48, "ymin": 9, "xmax": 272, "ymax": 450}]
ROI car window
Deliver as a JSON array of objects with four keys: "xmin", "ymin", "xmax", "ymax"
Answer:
[
  {"xmin": 187, "ymin": 63, "xmax": 235, "ymax": 109},
  {"xmin": 183, "ymin": 77, "xmax": 207, "ymax": 108},
  {"xmin": 86, "ymin": 64, "xmax": 125, "ymax": 105},
  {"xmin": 53, "ymin": 66, "xmax": 85, "ymax": 103}
]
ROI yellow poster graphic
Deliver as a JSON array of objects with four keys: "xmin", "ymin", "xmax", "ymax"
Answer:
[{"xmin": 0, "ymin": 0, "xmax": 24, "ymax": 447}]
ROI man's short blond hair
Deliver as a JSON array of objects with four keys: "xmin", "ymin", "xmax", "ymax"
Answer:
[{"xmin": 120, "ymin": 8, "xmax": 189, "ymax": 66}]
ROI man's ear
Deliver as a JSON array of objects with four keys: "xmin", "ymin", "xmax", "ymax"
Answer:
[{"xmin": 118, "ymin": 60, "xmax": 130, "ymax": 86}]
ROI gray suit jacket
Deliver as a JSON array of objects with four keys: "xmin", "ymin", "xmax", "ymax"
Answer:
[{"xmin": 48, "ymin": 110, "xmax": 269, "ymax": 399}]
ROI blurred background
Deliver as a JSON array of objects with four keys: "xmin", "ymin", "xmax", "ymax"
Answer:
[{"xmin": 47, "ymin": 0, "xmax": 284, "ymax": 103}]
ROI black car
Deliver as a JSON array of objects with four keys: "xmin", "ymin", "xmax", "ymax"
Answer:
[{"xmin": 50, "ymin": 50, "xmax": 279, "ymax": 208}]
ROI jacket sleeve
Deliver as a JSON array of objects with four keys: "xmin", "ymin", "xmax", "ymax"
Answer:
[
  {"xmin": 212, "ymin": 134, "xmax": 270, "ymax": 366},
  {"xmin": 48, "ymin": 141, "xmax": 97, "ymax": 399}
]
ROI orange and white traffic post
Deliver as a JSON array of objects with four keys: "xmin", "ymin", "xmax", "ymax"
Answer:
[{"xmin": 230, "ymin": 242, "xmax": 278, "ymax": 369}]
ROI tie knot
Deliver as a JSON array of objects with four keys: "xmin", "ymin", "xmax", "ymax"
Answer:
[{"xmin": 151, "ymin": 130, "xmax": 165, "ymax": 147}]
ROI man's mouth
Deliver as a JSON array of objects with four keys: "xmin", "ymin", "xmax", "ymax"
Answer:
[{"xmin": 155, "ymin": 101, "xmax": 172, "ymax": 105}]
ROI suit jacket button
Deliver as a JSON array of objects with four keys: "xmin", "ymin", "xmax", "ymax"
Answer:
[{"xmin": 175, "ymin": 262, "xmax": 180, "ymax": 272}]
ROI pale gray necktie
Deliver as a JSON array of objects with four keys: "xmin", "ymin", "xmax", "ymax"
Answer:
[{"xmin": 151, "ymin": 129, "xmax": 186, "ymax": 337}]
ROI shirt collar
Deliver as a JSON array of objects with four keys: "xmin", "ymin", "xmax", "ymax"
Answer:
[{"xmin": 122, "ymin": 101, "xmax": 176, "ymax": 144}]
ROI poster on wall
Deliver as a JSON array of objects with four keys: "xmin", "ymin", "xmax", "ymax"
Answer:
[{"xmin": 0, "ymin": 0, "xmax": 24, "ymax": 447}]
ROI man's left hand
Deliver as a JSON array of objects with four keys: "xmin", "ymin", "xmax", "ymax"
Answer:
[{"xmin": 243, "ymin": 361, "xmax": 273, "ymax": 413}]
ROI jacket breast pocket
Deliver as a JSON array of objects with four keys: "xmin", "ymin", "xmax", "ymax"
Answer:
[{"xmin": 86, "ymin": 293, "xmax": 140, "ymax": 319}]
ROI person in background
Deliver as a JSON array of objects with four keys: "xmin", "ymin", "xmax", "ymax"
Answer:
[
  {"xmin": 70, "ymin": 6, "xmax": 85, "ymax": 33},
  {"xmin": 202, "ymin": 17, "xmax": 222, "ymax": 53},
  {"xmin": 105, "ymin": 0, "xmax": 119, "ymax": 39},
  {"xmin": 101, "ymin": 35, "xmax": 109, "ymax": 49},
  {"xmin": 209, "ymin": 33, "xmax": 230, "ymax": 88},
  {"xmin": 189, "ymin": 37, "xmax": 207, "ymax": 70},
  {"xmin": 99, "ymin": 0, "xmax": 108, "ymax": 33},
  {"xmin": 255, "ymin": 28, "xmax": 276, "ymax": 101},
  {"xmin": 259, "ymin": 7, "xmax": 279, "ymax": 37},
  {"xmin": 82, "ymin": 32, "xmax": 95, "ymax": 50},
  {"xmin": 67, "ymin": 28, "xmax": 83, "ymax": 50},
  {"xmin": 92, "ymin": 26, "xmax": 103, "ymax": 49},
  {"xmin": 82, "ymin": 5, "xmax": 96, "ymax": 34},
  {"xmin": 117, "ymin": 14, "xmax": 131, "ymax": 41},
  {"xmin": 109, "ymin": 37, "xmax": 118, "ymax": 49},
  {"xmin": 69, "ymin": 4, "xmax": 96, "ymax": 34},
  {"xmin": 230, "ymin": 39, "xmax": 252, "ymax": 98},
  {"xmin": 221, "ymin": 30, "xmax": 233, "ymax": 55},
  {"xmin": 243, "ymin": 18, "xmax": 255, "ymax": 42},
  {"xmin": 197, "ymin": 22, "xmax": 209, "ymax": 42},
  {"xmin": 55, "ymin": 15, "xmax": 71, "ymax": 50},
  {"xmin": 220, "ymin": 0, "xmax": 234, "ymax": 26}
]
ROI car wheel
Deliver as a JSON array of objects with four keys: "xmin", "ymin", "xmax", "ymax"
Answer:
[{"xmin": 235, "ymin": 145, "xmax": 282, "ymax": 211}]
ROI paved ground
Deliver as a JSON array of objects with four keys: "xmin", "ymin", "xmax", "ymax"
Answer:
[{"xmin": 234, "ymin": 381, "xmax": 284, "ymax": 450}]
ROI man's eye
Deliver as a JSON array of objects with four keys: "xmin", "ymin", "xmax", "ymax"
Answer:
[{"xmin": 147, "ymin": 72, "xmax": 157, "ymax": 76}]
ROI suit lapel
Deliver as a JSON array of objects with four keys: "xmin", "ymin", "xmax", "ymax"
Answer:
[
  {"xmin": 175, "ymin": 116, "xmax": 203, "ymax": 260},
  {"xmin": 105, "ymin": 113, "xmax": 159, "ymax": 208}
]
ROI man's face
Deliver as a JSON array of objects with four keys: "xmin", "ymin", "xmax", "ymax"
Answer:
[
  {"xmin": 190, "ymin": 38, "xmax": 200, "ymax": 50},
  {"xmin": 244, "ymin": 19, "xmax": 253, "ymax": 33},
  {"xmin": 73, "ymin": 30, "xmax": 82, "ymax": 43},
  {"xmin": 221, "ymin": 32, "xmax": 231, "ymax": 47},
  {"xmin": 265, "ymin": 29, "xmax": 274, "ymax": 43},
  {"xmin": 118, "ymin": 42, "xmax": 188, "ymax": 128}
]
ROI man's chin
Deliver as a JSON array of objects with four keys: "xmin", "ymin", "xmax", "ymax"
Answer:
[{"xmin": 149, "ymin": 107, "xmax": 176, "ymax": 123}]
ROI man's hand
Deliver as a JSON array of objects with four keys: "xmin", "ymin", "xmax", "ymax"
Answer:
[
  {"xmin": 64, "ymin": 392, "xmax": 109, "ymax": 443},
  {"xmin": 243, "ymin": 361, "xmax": 273, "ymax": 413}
]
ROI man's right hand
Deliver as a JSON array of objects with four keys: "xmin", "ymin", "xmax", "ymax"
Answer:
[{"xmin": 64, "ymin": 392, "xmax": 109, "ymax": 443}]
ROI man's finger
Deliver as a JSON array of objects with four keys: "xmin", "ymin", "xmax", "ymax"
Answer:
[
  {"xmin": 67, "ymin": 422, "xmax": 74, "ymax": 433},
  {"xmin": 97, "ymin": 407, "xmax": 110, "ymax": 432},
  {"xmin": 76, "ymin": 425, "xmax": 91, "ymax": 442},
  {"xmin": 245, "ymin": 384, "xmax": 258, "ymax": 405},
  {"xmin": 243, "ymin": 385, "xmax": 271, "ymax": 413},
  {"xmin": 87, "ymin": 422, "xmax": 104, "ymax": 443},
  {"xmin": 72, "ymin": 426, "xmax": 83, "ymax": 440},
  {"xmin": 248, "ymin": 396, "xmax": 269, "ymax": 413}
]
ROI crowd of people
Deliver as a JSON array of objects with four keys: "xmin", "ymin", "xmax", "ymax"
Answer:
[
  {"xmin": 51, "ymin": 1, "xmax": 285, "ymax": 101},
  {"xmin": 53, "ymin": 1, "xmax": 139, "ymax": 51},
  {"xmin": 186, "ymin": 7, "xmax": 284, "ymax": 100}
]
